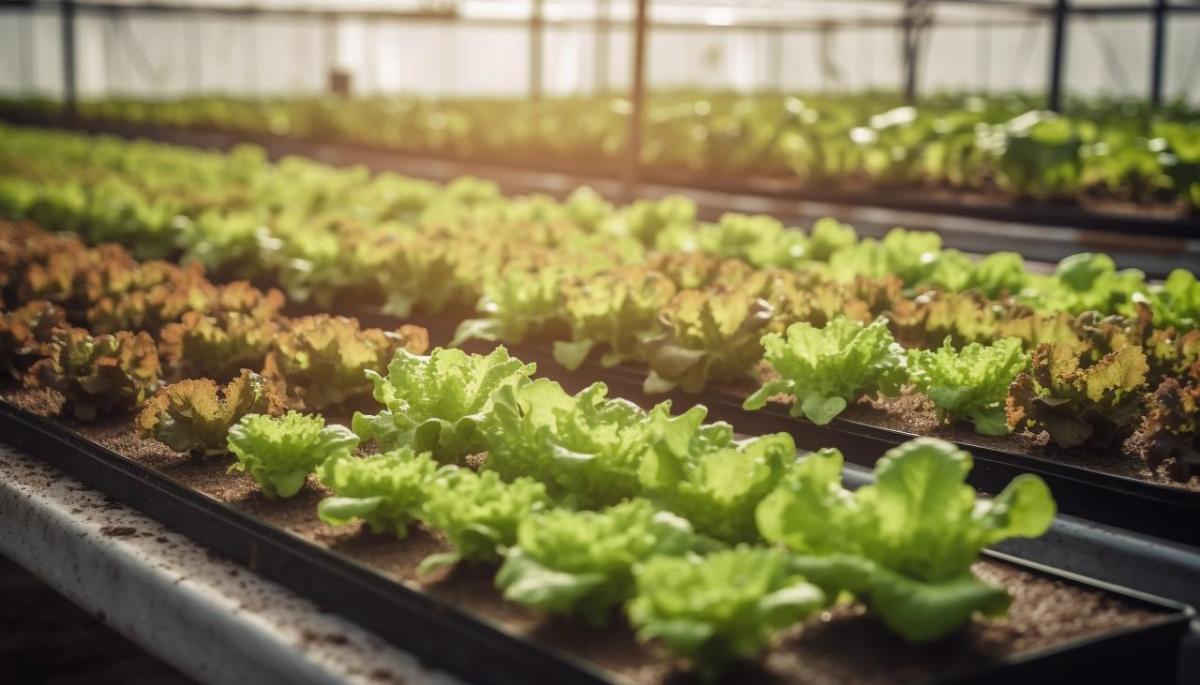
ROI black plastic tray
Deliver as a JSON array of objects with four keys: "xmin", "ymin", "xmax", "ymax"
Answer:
[{"xmin": 0, "ymin": 399, "xmax": 1193, "ymax": 685}]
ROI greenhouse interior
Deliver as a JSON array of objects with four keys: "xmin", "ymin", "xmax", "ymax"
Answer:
[{"xmin": 1, "ymin": 0, "xmax": 1200, "ymax": 683}]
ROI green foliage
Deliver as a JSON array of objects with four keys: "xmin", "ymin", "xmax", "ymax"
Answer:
[
  {"xmin": 137, "ymin": 370, "xmax": 282, "ymax": 456},
  {"xmin": 31, "ymin": 328, "xmax": 160, "ymax": 420},
  {"xmin": 353, "ymin": 346, "xmax": 535, "ymax": 464},
  {"xmin": 419, "ymin": 468, "xmax": 549, "ymax": 572},
  {"xmin": 483, "ymin": 379, "xmax": 660, "ymax": 508},
  {"xmin": 640, "ymin": 407, "xmax": 795, "ymax": 543},
  {"xmin": 756, "ymin": 439, "xmax": 1054, "ymax": 641},
  {"xmin": 1150, "ymin": 269, "xmax": 1200, "ymax": 332},
  {"xmin": 1006, "ymin": 342, "xmax": 1149, "ymax": 448},
  {"xmin": 496, "ymin": 499, "xmax": 705, "ymax": 623},
  {"xmin": 642, "ymin": 289, "xmax": 774, "ymax": 394},
  {"xmin": 264, "ymin": 315, "xmax": 429, "ymax": 410},
  {"xmin": 226, "ymin": 411, "xmax": 359, "ymax": 498},
  {"xmin": 907, "ymin": 338, "xmax": 1029, "ymax": 435},
  {"xmin": 552, "ymin": 267, "xmax": 676, "ymax": 371},
  {"xmin": 627, "ymin": 548, "xmax": 825, "ymax": 676},
  {"xmin": 316, "ymin": 448, "xmax": 440, "ymax": 536},
  {"xmin": 745, "ymin": 317, "xmax": 905, "ymax": 425}
]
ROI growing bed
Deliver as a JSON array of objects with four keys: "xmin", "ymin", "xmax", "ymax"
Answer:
[{"xmin": 2, "ymin": 122, "xmax": 1200, "ymax": 682}]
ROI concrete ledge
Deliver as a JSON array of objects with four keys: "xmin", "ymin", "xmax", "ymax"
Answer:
[{"xmin": 0, "ymin": 442, "xmax": 462, "ymax": 685}]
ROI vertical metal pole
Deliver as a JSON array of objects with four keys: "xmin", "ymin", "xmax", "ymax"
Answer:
[
  {"xmin": 60, "ymin": 0, "xmax": 77, "ymax": 121},
  {"xmin": 530, "ymin": 0, "xmax": 544, "ymax": 101},
  {"xmin": 901, "ymin": 0, "xmax": 917, "ymax": 102},
  {"xmin": 1047, "ymin": 0, "xmax": 1068, "ymax": 112},
  {"xmin": 594, "ymin": 0, "xmax": 609, "ymax": 94},
  {"xmin": 1149, "ymin": 0, "xmax": 1167, "ymax": 109},
  {"xmin": 626, "ymin": 0, "xmax": 648, "ymax": 197}
]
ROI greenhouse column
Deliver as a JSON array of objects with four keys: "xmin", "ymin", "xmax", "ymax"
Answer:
[
  {"xmin": 530, "ymin": 0, "xmax": 544, "ymax": 102},
  {"xmin": 60, "ymin": 0, "xmax": 78, "ymax": 121},
  {"xmin": 626, "ymin": 0, "xmax": 649, "ymax": 196},
  {"xmin": 1150, "ymin": 0, "xmax": 1167, "ymax": 108},
  {"xmin": 1047, "ymin": 0, "xmax": 1068, "ymax": 112}
]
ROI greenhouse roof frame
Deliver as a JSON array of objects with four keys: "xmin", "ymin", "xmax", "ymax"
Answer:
[{"xmin": 5, "ymin": 0, "xmax": 1197, "ymax": 190}]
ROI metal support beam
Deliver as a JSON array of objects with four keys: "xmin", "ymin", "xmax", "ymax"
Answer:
[
  {"xmin": 594, "ymin": 0, "xmax": 610, "ymax": 94},
  {"xmin": 902, "ymin": 0, "xmax": 916, "ymax": 101},
  {"xmin": 1047, "ymin": 0, "xmax": 1068, "ymax": 111},
  {"xmin": 626, "ymin": 0, "xmax": 649, "ymax": 198},
  {"xmin": 530, "ymin": 0, "xmax": 544, "ymax": 101},
  {"xmin": 60, "ymin": 0, "xmax": 77, "ymax": 121},
  {"xmin": 1150, "ymin": 0, "xmax": 1167, "ymax": 108}
]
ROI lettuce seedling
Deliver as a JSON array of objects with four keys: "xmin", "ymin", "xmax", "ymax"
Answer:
[
  {"xmin": 551, "ymin": 267, "xmax": 676, "ymax": 371},
  {"xmin": 496, "ymin": 499, "xmax": 707, "ymax": 624},
  {"xmin": 317, "ymin": 448, "xmax": 440, "ymax": 535},
  {"xmin": 483, "ymin": 379, "xmax": 659, "ymax": 508},
  {"xmin": 264, "ymin": 315, "xmax": 429, "ymax": 410},
  {"xmin": 907, "ymin": 337, "xmax": 1029, "ymax": 435},
  {"xmin": 745, "ymin": 317, "xmax": 905, "ymax": 425},
  {"xmin": 227, "ymin": 411, "xmax": 359, "ymax": 498},
  {"xmin": 1140, "ymin": 376, "xmax": 1200, "ymax": 482},
  {"xmin": 31, "ymin": 328, "xmax": 160, "ymax": 420},
  {"xmin": 756, "ymin": 439, "xmax": 1055, "ymax": 642},
  {"xmin": 627, "ymin": 547, "xmax": 825, "ymax": 676},
  {"xmin": 642, "ymin": 289, "xmax": 774, "ymax": 394},
  {"xmin": 0, "ymin": 300, "xmax": 66, "ymax": 373},
  {"xmin": 353, "ymin": 346, "xmax": 536, "ymax": 464},
  {"xmin": 640, "ymin": 407, "xmax": 794, "ymax": 543},
  {"xmin": 1006, "ymin": 342, "xmax": 1149, "ymax": 448},
  {"xmin": 418, "ymin": 468, "xmax": 549, "ymax": 573},
  {"xmin": 137, "ymin": 370, "xmax": 282, "ymax": 456}
]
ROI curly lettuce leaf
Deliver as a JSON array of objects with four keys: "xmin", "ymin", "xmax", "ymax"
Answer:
[
  {"xmin": 640, "ymin": 408, "xmax": 795, "ymax": 543},
  {"xmin": 642, "ymin": 289, "xmax": 774, "ymax": 394},
  {"xmin": 907, "ymin": 337, "xmax": 1029, "ymax": 435},
  {"xmin": 264, "ymin": 315, "xmax": 429, "ymax": 410},
  {"xmin": 757, "ymin": 439, "xmax": 1054, "ymax": 641},
  {"xmin": 316, "ymin": 448, "xmax": 439, "ymax": 535},
  {"xmin": 1006, "ymin": 342, "xmax": 1149, "ymax": 448},
  {"xmin": 227, "ymin": 411, "xmax": 359, "ymax": 498},
  {"xmin": 627, "ymin": 548, "xmax": 825, "ymax": 676},
  {"xmin": 552, "ymin": 267, "xmax": 676, "ymax": 371},
  {"xmin": 496, "ymin": 499, "xmax": 707, "ymax": 623},
  {"xmin": 483, "ymin": 379, "xmax": 659, "ymax": 508},
  {"xmin": 30, "ymin": 328, "xmax": 160, "ymax": 421},
  {"xmin": 419, "ymin": 468, "xmax": 549, "ymax": 572},
  {"xmin": 137, "ymin": 370, "xmax": 282, "ymax": 456},
  {"xmin": 745, "ymin": 317, "xmax": 904, "ymax": 425},
  {"xmin": 352, "ymin": 346, "xmax": 536, "ymax": 464}
]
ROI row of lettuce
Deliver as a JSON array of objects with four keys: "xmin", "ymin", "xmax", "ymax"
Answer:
[
  {"xmin": 2, "ymin": 125, "xmax": 1199, "ymax": 480},
  {"xmin": 0, "ymin": 219, "xmax": 1055, "ymax": 674},
  {"xmin": 4, "ymin": 92, "xmax": 1199, "ymax": 209}
]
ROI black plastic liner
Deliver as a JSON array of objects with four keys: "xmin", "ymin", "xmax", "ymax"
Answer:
[{"xmin": 0, "ymin": 399, "xmax": 1193, "ymax": 685}]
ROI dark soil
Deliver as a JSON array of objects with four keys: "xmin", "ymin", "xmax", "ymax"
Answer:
[{"xmin": 0, "ymin": 383, "xmax": 1171, "ymax": 685}]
